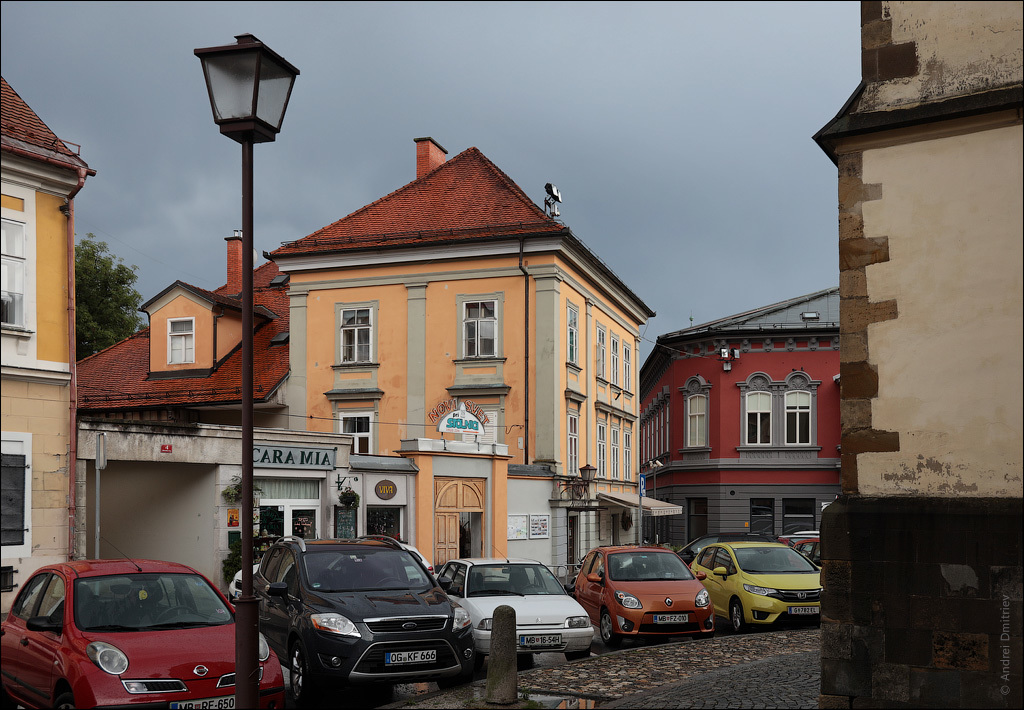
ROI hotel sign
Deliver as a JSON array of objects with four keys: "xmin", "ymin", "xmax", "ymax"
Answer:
[
  {"xmin": 253, "ymin": 445, "xmax": 336, "ymax": 470},
  {"xmin": 432, "ymin": 400, "xmax": 487, "ymax": 436}
]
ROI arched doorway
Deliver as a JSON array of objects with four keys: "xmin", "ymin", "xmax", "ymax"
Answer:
[{"xmin": 434, "ymin": 477, "xmax": 485, "ymax": 566}]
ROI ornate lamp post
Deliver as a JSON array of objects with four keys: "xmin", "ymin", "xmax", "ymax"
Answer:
[
  {"xmin": 194, "ymin": 34, "xmax": 298, "ymax": 708},
  {"xmin": 561, "ymin": 464, "xmax": 597, "ymax": 571}
]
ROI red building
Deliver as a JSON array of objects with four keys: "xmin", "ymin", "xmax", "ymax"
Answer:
[{"xmin": 638, "ymin": 288, "xmax": 840, "ymax": 545}]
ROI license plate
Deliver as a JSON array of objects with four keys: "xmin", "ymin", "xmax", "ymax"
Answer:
[
  {"xmin": 170, "ymin": 697, "xmax": 234, "ymax": 710},
  {"xmin": 518, "ymin": 634, "xmax": 561, "ymax": 648},
  {"xmin": 385, "ymin": 649, "xmax": 437, "ymax": 665},
  {"xmin": 653, "ymin": 613, "xmax": 688, "ymax": 623},
  {"xmin": 788, "ymin": 606, "xmax": 819, "ymax": 615}
]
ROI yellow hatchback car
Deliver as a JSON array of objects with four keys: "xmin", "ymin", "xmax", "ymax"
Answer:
[{"xmin": 690, "ymin": 541, "xmax": 821, "ymax": 632}]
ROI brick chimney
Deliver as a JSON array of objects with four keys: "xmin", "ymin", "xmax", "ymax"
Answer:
[
  {"xmin": 414, "ymin": 137, "xmax": 447, "ymax": 179},
  {"xmin": 225, "ymin": 230, "xmax": 242, "ymax": 294}
]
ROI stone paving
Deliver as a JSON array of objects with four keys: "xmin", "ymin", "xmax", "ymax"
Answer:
[{"xmin": 382, "ymin": 627, "xmax": 820, "ymax": 709}]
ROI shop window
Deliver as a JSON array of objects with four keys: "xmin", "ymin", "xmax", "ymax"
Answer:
[
  {"xmin": 750, "ymin": 498, "xmax": 775, "ymax": 536},
  {"xmin": 783, "ymin": 499, "xmax": 816, "ymax": 534},
  {"xmin": 367, "ymin": 506, "xmax": 402, "ymax": 539}
]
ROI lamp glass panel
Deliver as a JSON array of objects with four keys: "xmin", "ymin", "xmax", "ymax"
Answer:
[
  {"xmin": 256, "ymin": 55, "xmax": 294, "ymax": 129},
  {"xmin": 204, "ymin": 51, "xmax": 259, "ymax": 120}
]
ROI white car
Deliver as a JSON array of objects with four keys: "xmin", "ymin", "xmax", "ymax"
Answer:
[
  {"xmin": 228, "ymin": 563, "xmax": 260, "ymax": 600},
  {"xmin": 436, "ymin": 558, "xmax": 594, "ymax": 664}
]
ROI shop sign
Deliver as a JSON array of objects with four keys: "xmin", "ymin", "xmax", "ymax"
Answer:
[
  {"xmin": 375, "ymin": 480, "xmax": 398, "ymax": 500},
  {"xmin": 253, "ymin": 445, "xmax": 336, "ymax": 470},
  {"xmin": 428, "ymin": 398, "xmax": 490, "ymax": 427},
  {"xmin": 434, "ymin": 403, "xmax": 486, "ymax": 436}
]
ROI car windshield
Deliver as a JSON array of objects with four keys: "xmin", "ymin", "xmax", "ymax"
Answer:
[
  {"xmin": 608, "ymin": 552, "xmax": 696, "ymax": 582},
  {"xmin": 75, "ymin": 573, "xmax": 233, "ymax": 631},
  {"xmin": 466, "ymin": 564, "xmax": 566, "ymax": 597},
  {"xmin": 733, "ymin": 546, "xmax": 819, "ymax": 574},
  {"xmin": 303, "ymin": 548, "xmax": 433, "ymax": 592}
]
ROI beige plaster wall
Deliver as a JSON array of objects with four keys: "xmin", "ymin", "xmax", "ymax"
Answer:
[
  {"xmin": 858, "ymin": 123, "xmax": 1023, "ymax": 496},
  {"xmin": 860, "ymin": 1, "xmax": 1023, "ymax": 113}
]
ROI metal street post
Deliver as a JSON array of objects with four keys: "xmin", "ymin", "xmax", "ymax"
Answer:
[{"xmin": 195, "ymin": 35, "xmax": 298, "ymax": 708}]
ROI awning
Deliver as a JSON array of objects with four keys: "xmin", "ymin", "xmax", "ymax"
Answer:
[{"xmin": 597, "ymin": 491, "xmax": 683, "ymax": 517}]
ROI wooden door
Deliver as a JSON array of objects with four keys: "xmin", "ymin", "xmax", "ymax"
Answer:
[{"xmin": 434, "ymin": 478, "xmax": 485, "ymax": 566}]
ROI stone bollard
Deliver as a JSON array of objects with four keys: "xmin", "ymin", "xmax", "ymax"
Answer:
[{"xmin": 485, "ymin": 604, "xmax": 518, "ymax": 705}]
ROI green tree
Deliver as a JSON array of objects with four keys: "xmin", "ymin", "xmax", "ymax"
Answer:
[{"xmin": 75, "ymin": 234, "xmax": 143, "ymax": 357}]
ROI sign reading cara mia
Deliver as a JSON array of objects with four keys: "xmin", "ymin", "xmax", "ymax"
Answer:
[
  {"xmin": 433, "ymin": 401, "xmax": 487, "ymax": 436},
  {"xmin": 253, "ymin": 445, "xmax": 336, "ymax": 470}
]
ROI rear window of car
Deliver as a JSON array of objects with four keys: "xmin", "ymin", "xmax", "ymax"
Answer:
[
  {"xmin": 607, "ymin": 552, "xmax": 695, "ymax": 582},
  {"xmin": 303, "ymin": 548, "xmax": 433, "ymax": 592}
]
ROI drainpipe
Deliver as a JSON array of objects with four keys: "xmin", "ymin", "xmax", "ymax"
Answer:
[
  {"xmin": 65, "ymin": 167, "xmax": 88, "ymax": 560},
  {"xmin": 518, "ymin": 238, "xmax": 530, "ymax": 464}
]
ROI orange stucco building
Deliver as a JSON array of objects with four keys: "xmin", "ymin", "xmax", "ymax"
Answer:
[{"xmin": 272, "ymin": 138, "xmax": 657, "ymax": 568}]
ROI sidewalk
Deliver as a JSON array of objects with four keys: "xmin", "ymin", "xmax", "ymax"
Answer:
[{"xmin": 381, "ymin": 627, "xmax": 820, "ymax": 709}]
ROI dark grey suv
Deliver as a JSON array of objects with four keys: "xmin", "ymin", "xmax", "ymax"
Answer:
[{"xmin": 254, "ymin": 537, "xmax": 475, "ymax": 705}]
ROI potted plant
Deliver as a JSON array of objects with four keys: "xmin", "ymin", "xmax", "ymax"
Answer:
[
  {"xmin": 222, "ymin": 475, "xmax": 263, "ymax": 504},
  {"xmin": 338, "ymin": 487, "xmax": 360, "ymax": 508}
]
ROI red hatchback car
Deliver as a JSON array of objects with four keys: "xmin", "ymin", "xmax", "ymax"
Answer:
[
  {"xmin": 1, "ymin": 559, "xmax": 285, "ymax": 709},
  {"xmin": 573, "ymin": 546, "xmax": 715, "ymax": 647}
]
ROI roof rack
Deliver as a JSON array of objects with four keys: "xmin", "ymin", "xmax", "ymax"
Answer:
[
  {"xmin": 278, "ymin": 535, "xmax": 307, "ymax": 553},
  {"xmin": 357, "ymin": 535, "xmax": 403, "ymax": 550}
]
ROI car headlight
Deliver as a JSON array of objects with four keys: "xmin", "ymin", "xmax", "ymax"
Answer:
[
  {"xmin": 477, "ymin": 617, "xmax": 492, "ymax": 630},
  {"xmin": 614, "ymin": 590, "xmax": 642, "ymax": 609},
  {"xmin": 695, "ymin": 589, "xmax": 710, "ymax": 608},
  {"xmin": 452, "ymin": 604, "xmax": 473, "ymax": 631},
  {"xmin": 87, "ymin": 641, "xmax": 129, "ymax": 675},
  {"xmin": 565, "ymin": 616, "xmax": 590, "ymax": 628},
  {"xmin": 310, "ymin": 612, "xmax": 360, "ymax": 638},
  {"xmin": 743, "ymin": 584, "xmax": 778, "ymax": 596},
  {"xmin": 258, "ymin": 632, "xmax": 271, "ymax": 662}
]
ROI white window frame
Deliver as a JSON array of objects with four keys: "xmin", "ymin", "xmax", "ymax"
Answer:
[
  {"xmin": 339, "ymin": 411, "xmax": 374, "ymax": 454},
  {"xmin": 623, "ymin": 426, "xmax": 632, "ymax": 482},
  {"xmin": 623, "ymin": 344, "xmax": 631, "ymax": 392},
  {"xmin": 1, "ymin": 218, "xmax": 26, "ymax": 328},
  {"xmin": 567, "ymin": 411, "xmax": 579, "ymax": 476},
  {"xmin": 597, "ymin": 422, "xmax": 607, "ymax": 478},
  {"xmin": 567, "ymin": 304, "xmax": 579, "ymax": 365},
  {"xmin": 610, "ymin": 335, "xmax": 620, "ymax": 386},
  {"xmin": 596, "ymin": 326, "xmax": 606, "ymax": 379},
  {"xmin": 785, "ymin": 390, "xmax": 812, "ymax": 445},
  {"xmin": 746, "ymin": 391, "xmax": 772, "ymax": 445},
  {"xmin": 687, "ymin": 394, "xmax": 707, "ymax": 448},
  {"xmin": 1, "ymin": 432, "xmax": 32, "ymax": 558},
  {"xmin": 463, "ymin": 299, "xmax": 497, "ymax": 358},
  {"xmin": 167, "ymin": 317, "xmax": 195, "ymax": 365},
  {"xmin": 611, "ymin": 426, "xmax": 620, "ymax": 480},
  {"xmin": 340, "ymin": 307, "xmax": 373, "ymax": 363}
]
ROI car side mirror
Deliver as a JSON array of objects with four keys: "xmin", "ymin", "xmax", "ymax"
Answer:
[
  {"xmin": 695, "ymin": 571, "xmax": 707, "ymax": 581},
  {"xmin": 437, "ymin": 576, "xmax": 453, "ymax": 592},
  {"xmin": 712, "ymin": 566, "xmax": 729, "ymax": 578},
  {"xmin": 563, "ymin": 583, "xmax": 575, "ymax": 596},
  {"xmin": 27, "ymin": 616, "xmax": 62, "ymax": 634},
  {"xmin": 586, "ymin": 572, "xmax": 602, "ymax": 584},
  {"xmin": 267, "ymin": 581, "xmax": 289, "ymax": 598}
]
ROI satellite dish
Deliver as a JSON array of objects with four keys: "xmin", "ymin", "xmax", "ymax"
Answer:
[{"xmin": 544, "ymin": 183, "xmax": 562, "ymax": 202}]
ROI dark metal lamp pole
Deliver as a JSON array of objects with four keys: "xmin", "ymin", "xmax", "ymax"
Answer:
[{"xmin": 195, "ymin": 34, "xmax": 298, "ymax": 709}]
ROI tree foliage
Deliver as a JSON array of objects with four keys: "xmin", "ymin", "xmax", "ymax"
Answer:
[{"xmin": 75, "ymin": 234, "xmax": 143, "ymax": 358}]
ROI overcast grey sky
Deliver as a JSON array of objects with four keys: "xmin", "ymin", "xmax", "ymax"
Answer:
[{"xmin": 1, "ymin": 1, "xmax": 860, "ymax": 363}]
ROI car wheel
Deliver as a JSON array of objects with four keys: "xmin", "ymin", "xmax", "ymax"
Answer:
[
  {"xmin": 564, "ymin": 649, "xmax": 591, "ymax": 661},
  {"xmin": 600, "ymin": 608, "xmax": 623, "ymax": 648},
  {"xmin": 289, "ymin": 641, "xmax": 321, "ymax": 706},
  {"xmin": 730, "ymin": 598, "xmax": 747, "ymax": 633},
  {"xmin": 53, "ymin": 691, "xmax": 76, "ymax": 709}
]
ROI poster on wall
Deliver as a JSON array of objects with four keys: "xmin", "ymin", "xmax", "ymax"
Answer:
[
  {"xmin": 507, "ymin": 514, "xmax": 528, "ymax": 540},
  {"xmin": 227, "ymin": 509, "xmax": 239, "ymax": 527},
  {"xmin": 529, "ymin": 515, "xmax": 550, "ymax": 539}
]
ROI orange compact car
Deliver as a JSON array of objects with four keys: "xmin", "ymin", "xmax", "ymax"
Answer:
[{"xmin": 572, "ymin": 546, "xmax": 715, "ymax": 647}]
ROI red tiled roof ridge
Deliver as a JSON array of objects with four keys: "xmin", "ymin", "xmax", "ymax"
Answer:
[
  {"xmin": 274, "ymin": 146, "xmax": 557, "ymax": 254},
  {"xmin": 1, "ymin": 76, "xmax": 82, "ymax": 160}
]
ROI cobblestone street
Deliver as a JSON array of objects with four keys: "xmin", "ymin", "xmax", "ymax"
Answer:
[{"xmin": 384, "ymin": 626, "xmax": 820, "ymax": 709}]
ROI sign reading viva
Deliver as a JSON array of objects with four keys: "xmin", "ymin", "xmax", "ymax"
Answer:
[{"xmin": 432, "ymin": 400, "xmax": 487, "ymax": 436}]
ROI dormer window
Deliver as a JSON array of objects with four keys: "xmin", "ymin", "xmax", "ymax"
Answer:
[{"xmin": 168, "ymin": 318, "xmax": 195, "ymax": 364}]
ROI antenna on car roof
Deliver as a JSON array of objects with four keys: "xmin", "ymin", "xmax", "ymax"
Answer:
[{"xmin": 101, "ymin": 536, "xmax": 143, "ymax": 572}]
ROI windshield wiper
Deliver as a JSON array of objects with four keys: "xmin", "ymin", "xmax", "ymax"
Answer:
[
  {"xmin": 145, "ymin": 621, "xmax": 213, "ymax": 629},
  {"xmin": 82, "ymin": 624, "xmax": 138, "ymax": 631}
]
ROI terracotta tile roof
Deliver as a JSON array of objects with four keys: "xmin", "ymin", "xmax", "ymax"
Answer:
[
  {"xmin": 271, "ymin": 147, "xmax": 565, "ymax": 257},
  {"xmin": 1, "ymin": 76, "xmax": 90, "ymax": 172},
  {"xmin": 77, "ymin": 261, "xmax": 289, "ymax": 411}
]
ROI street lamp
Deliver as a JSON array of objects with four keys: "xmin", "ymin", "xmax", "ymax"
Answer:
[
  {"xmin": 562, "ymin": 464, "xmax": 597, "ymax": 573},
  {"xmin": 194, "ymin": 34, "xmax": 298, "ymax": 709}
]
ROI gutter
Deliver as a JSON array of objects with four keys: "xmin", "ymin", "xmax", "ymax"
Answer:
[{"xmin": 518, "ymin": 237, "xmax": 530, "ymax": 464}]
